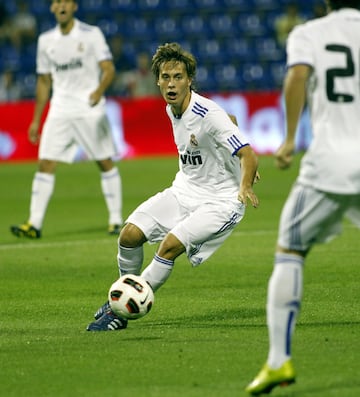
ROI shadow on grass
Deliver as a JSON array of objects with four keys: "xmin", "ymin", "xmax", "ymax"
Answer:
[
  {"xmin": 287, "ymin": 379, "xmax": 360, "ymax": 397},
  {"xmin": 145, "ymin": 307, "xmax": 266, "ymax": 329},
  {"xmin": 145, "ymin": 308, "xmax": 360, "ymax": 331},
  {"xmin": 48, "ymin": 225, "xmax": 115, "ymax": 238}
]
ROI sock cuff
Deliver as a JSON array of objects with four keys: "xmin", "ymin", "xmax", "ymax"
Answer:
[
  {"xmin": 118, "ymin": 244, "xmax": 144, "ymax": 259},
  {"xmin": 119, "ymin": 244, "xmax": 143, "ymax": 254},
  {"xmin": 275, "ymin": 253, "xmax": 304, "ymax": 267},
  {"xmin": 119, "ymin": 243, "xmax": 134, "ymax": 250},
  {"xmin": 101, "ymin": 167, "xmax": 119, "ymax": 178},
  {"xmin": 154, "ymin": 254, "xmax": 174, "ymax": 267},
  {"xmin": 35, "ymin": 172, "xmax": 55, "ymax": 182}
]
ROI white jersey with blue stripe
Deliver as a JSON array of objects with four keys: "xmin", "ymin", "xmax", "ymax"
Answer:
[
  {"xmin": 36, "ymin": 19, "xmax": 112, "ymax": 118},
  {"xmin": 167, "ymin": 91, "xmax": 250, "ymax": 201}
]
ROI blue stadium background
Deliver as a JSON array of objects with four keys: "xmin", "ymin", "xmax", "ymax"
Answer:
[{"xmin": 1, "ymin": 0, "xmax": 322, "ymax": 97}]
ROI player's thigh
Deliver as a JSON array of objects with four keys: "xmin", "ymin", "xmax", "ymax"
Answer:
[
  {"xmin": 278, "ymin": 183, "xmax": 347, "ymax": 251},
  {"xmin": 39, "ymin": 117, "xmax": 76, "ymax": 162},
  {"xmin": 172, "ymin": 200, "xmax": 244, "ymax": 248},
  {"xmin": 73, "ymin": 114, "xmax": 116, "ymax": 160},
  {"xmin": 126, "ymin": 188, "xmax": 185, "ymax": 242}
]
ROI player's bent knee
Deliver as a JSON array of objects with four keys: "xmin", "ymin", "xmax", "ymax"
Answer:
[{"xmin": 119, "ymin": 223, "xmax": 147, "ymax": 247}]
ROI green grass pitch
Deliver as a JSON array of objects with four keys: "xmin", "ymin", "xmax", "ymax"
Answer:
[{"xmin": 1, "ymin": 155, "xmax": 359, "ymax": 397}]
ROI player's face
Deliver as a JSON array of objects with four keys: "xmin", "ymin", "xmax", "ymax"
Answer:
[
  {"xmin": 157, "ymin": 61, "xmax": 192, "ymax": 115},
  {"xmin": 51, "ymin": 0, "xmax": 78, "ymax": 27}
]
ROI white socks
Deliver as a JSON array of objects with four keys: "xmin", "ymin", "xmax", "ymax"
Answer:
[
  {"xmin": 101, "ymin": 167, "xmax": 122, "ymax": 225},
  {"xmin": 27, "ymin": 168, "xmax": 121, "ymax": 230},
  {"xmin": 117, "ymin": 243, "xmax": 144, "ymax": 276},
  {"xmin": 141, "ymin": 254, "xmax": 174, "ymax": 292},
  {"xmin": 29, "ymin": 172, "xmax": 55, "ymax": 229},
  {"xmin": 117, "ymin": 245, "xmax": 174, "ymax": 292},
  {"xmin": 267, "ymin": 253, "xmax": 304, "ymax": 368}
]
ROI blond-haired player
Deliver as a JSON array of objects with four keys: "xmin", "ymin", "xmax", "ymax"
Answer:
[{"xmin": 87, "ymin": 43, "xmax": 259, "ymax": 331}]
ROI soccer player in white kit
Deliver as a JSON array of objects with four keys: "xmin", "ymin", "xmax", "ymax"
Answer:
[
  {"xmin": 87, "ymin": 42, "xmax": 260, "ymax": 331},
  {"xmin": 246, "ymin": 0, "xmax": 360, "ymax": 394},
  {"xmin": 10, "ymin": 0, "xmax": 122, "ymax": 238}
]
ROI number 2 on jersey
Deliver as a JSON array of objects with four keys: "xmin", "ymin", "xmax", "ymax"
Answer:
[{"xmin": 326, "ymin": 44, "xmax": 355, "ymax": 103}]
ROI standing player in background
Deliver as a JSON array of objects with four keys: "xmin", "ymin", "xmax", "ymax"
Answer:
[
  {"xmin": 10, "ymin": 0, "xmax": 122, "ymax": 238},
  {"xmin": 246, "ymin": 0, "xmax": 360, "ymax": 394},
  {"xmin": 87, "ymin": 42, "xmax": 259, "ymax": 331}
]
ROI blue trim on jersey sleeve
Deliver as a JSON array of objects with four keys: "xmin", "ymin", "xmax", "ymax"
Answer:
[
  {"xmin": 227, "ymin": 134, "xmax": 249, "ymax": 156},
  {"xmin": 232, "ymin": 143, "xmax": 249, "ymax": 156}
]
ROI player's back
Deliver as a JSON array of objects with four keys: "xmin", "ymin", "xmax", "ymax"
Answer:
[{"xmin": 288, "ymin": 9, "xmax": 360, "ymax": 194}]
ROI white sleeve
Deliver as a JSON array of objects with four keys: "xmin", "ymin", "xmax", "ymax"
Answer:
[
  {"xmin": 36, "ymin": 35, "xmax": 51, "ymax": 74},
  {"xmin": 93, "ymin": 27, "xmax": 113, "ymax": 62},
  {"xmin": 286, "ymin": 24, "xmax": 314, "ymax": 68},
  {"xmin": 207, "ymin": 108, "xmax": 250, "ymax": 156}
]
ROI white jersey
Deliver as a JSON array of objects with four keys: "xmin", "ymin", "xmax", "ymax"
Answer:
[
  {"xmin": 36, "ymin": 19, "xmax": 112, "ymax": 118},
  {"xmin": 287, "ymin": 9, "xmax": 360, "ymax": 194},
  {"xmin": 167, "ymin": 91, "xmax": 250, "ymax": 202}
]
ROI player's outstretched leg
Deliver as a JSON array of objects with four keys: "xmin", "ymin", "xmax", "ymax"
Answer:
[
  {"xmin": 246, "ymin": 254, "xmax": 302, "ymax": 394},
  {"xmin": 245, "ymin": 360, "xmax": 295, "ymax": 395}
]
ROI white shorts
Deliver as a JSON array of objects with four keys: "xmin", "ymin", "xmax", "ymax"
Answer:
[
  {"xmin": 278, "ymin": 182, "xmax": 360, "ymax": 251},
  {"xmin": 39, "ymin": 113, "xmax": 116, "ymax": 163},
  {"xmin": 126, "ymin": 188, "xmax": 245, "ymax": 266}
]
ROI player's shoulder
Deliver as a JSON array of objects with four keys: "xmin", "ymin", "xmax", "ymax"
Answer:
[
  {"xmin": 292, "ymin": 9, "xmax": 360, "ymax": 38},
  {"xmin": 291, "ymin": 14, "xmax": 327, "ymax": 37},
  {"xmin": 191, "ymin": 92, "xmax": 220, "ymax": 113},
  {"xmin": 188, "ymin": 92, "xmax": 220, "ymax": 120},
  {"xmin": 189, "ymin": 92, "xmax": 231, "ymax": 128},
  {"xmin": 38, "ymin": 26, "xmax": 57, "ymax": 40},
  {"xmin": 77, "ymin": 20, "xmax": 96, "ymax": 32},
  {"xmin": 37, "ymin": 26, "xmax": 57, "ymax": 47},
  {"xmin": 76, "ymin": 19, "xmax": 103, "ymax": 36}
]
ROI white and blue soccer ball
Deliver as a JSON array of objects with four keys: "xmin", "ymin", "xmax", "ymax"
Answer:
[{"xmin": 108, "ymin": 274, "xmax": 154, "ymax": 320}]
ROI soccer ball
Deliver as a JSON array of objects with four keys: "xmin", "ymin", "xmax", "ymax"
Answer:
[{"xmin": 108, "ymin": 274, "xmax": 154, "ymax": 320}]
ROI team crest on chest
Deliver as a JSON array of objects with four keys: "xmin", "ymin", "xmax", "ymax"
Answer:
[{"xmin": 190, "ymin": 134, "xmax": 198, "ymax": 147}]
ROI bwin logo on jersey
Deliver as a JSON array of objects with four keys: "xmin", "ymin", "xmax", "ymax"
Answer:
[
  {"xmin": 55, "ymin": 58, "xmax": 83, "ymax": 72},
  {"xmin": 180, "ymin": 150, "xmax": 203, "ymax": 165}
]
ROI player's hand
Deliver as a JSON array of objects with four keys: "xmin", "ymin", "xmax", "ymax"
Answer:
[
  {"xmin": 275, "ymin": 142, "xmax": 295, "ymax": 169},
  {"xmin": 89, "ymin": 91, "xmax": 101, "ymax": 106},
  {"xmin": 238, "ymin": 187, "xmax": 259, "ymax": 208},
  {"xmin": 28, "ymin": 121, "xmax": 40, "ymax": 144}
]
